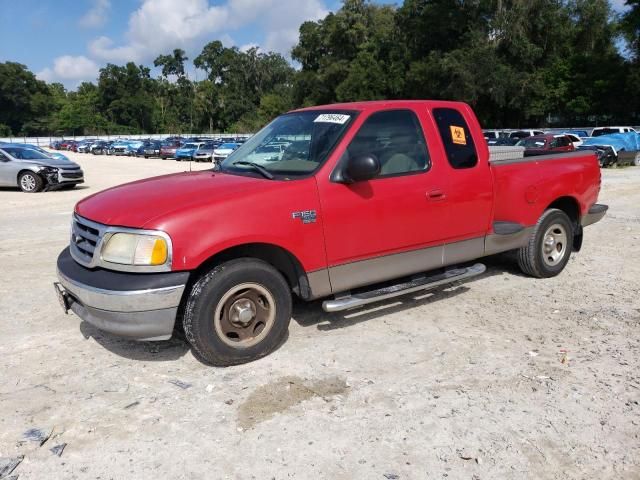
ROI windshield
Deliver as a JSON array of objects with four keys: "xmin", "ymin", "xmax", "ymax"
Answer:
[
  {"xmin": 183, "ymin": 143, "xmax": 198, "ymax": 149},
  {"xmin": 517, "ymin": 138, "xmax": 547, "ymax": 148},
  {"xmin": 2, "ymin": 147, "xmax": 51, "ymax": 160},
  {"xmin": 221, "ymin": 110, "xmax": 356, "ymax": 178}
]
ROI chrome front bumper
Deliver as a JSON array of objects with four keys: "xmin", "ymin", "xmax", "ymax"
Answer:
[{"xmin": 56, "ymin": 248, "xmax": 188, "ymax": 341}]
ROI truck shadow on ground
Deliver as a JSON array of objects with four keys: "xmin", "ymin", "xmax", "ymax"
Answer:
[
  {"xmin": 292, "ymin": 254, "xmax": 522, "ymax": 331},
  {"xmin": 76, "ymin": 254, "xmax": 522, "ymax": 362},
  {"xmin": 79, "ymin": 321, "xmax": 190, "ymax": 362}
]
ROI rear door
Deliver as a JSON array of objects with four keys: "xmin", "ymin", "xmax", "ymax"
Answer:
[{"xmin": 429, "ymin": 106, "xmax": 494, "ymax": 263}]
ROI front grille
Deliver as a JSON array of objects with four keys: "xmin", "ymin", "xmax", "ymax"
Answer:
[
  {"xmin": 70, "ymin": 215, "xmax": 105, "ymax": 267},
  {"xmin": 61, "ymin": 170, "xmax": 83, "ymax": 179}
]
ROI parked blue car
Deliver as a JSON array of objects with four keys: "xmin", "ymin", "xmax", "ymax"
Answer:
[{"xmin": 175, "ymin": 142, "xmax": 205, "ymax": 161}]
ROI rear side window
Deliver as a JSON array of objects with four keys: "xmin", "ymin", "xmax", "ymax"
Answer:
[{"xmin": 433, "ymin": 108, "xmax": 478, "ymax": 169}]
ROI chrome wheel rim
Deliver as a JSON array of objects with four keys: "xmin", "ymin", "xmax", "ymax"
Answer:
[
  {"xmin": 541, "ymin": 223, "xmax": 568, "ymax": 267},
  {"xmin": 20, "ymin": 174, "xmax": 36, "ymax": 191},
  {"xmin": 214, "ymin": 283, "xmax": 276, "ymax": 348}
]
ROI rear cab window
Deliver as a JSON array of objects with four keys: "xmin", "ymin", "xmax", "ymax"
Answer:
[{"xmin": 432, "ymin": 108, "xmax": 478, "ymax": 169}]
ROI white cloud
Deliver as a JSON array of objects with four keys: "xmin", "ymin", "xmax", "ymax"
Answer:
[
  {"xmin": 79, "ymin": 0, "xmax": 111, "ymax": 28},
  {"xmin": 240, "ymin": 42, "xmax": 260, "ymax": 52},
  {"xmin": 89, "ymin": 36, "xmax": 144, "ymax": 63},
  {"xmin": 39, "ymin": 0, "xmax": 329, "ymax": 86},
  {"xmin": 88, "ymin": 0, "xmax": 328, "ymax": 64},
  {"xmin": 37, "ymin": 55, "xmax": 99, "ymax": 86},
  {"xmin": 610, "ymin": 0, "xmax": 630, "ymax": 11}
]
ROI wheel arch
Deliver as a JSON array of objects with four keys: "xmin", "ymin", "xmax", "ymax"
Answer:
[
  {"xmin": 17, "ymin": 167, "xmax": 42, "ymax": 183},
  {"xmin": 545, "ymin": 196, "xmax": 582, "ymax": 251},
  {"xmin": 191, "ymin": 243, "xmax": 313, "ymax": 300}
]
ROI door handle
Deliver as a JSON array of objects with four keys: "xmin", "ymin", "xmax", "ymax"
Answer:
[{"xmin": 428, "ymin": 189, "xmax": 446, "ymax": 201}]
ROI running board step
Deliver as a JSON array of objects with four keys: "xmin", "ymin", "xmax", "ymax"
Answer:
[{"xmin": 322, "ymin": 263, "xmax": 486, "ymax": 313}]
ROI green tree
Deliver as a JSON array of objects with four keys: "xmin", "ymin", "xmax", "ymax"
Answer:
[{"xmin": 0, "ymin": 62, "xmax": 53, "ymax": 135}]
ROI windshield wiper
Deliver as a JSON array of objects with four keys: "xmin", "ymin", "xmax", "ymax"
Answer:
[{"xmin": 231, "ymin": 161, "xmax": 274, "ymax": 180}]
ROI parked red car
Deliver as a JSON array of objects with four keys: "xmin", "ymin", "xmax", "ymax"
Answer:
[
  {"xmin": 57, "ymin": 140, "xmax": 75, "ymax": 150},
  {"xmin": 55, "ymin": 100, "xmax": 606, "ymax": 366},
  {"xmin": 159, "ymin": 140, "xmax": 183, "ymax": 159},
  {"xmin": 518, "ymin": 134, "xmax": 575, "ymax": 157}
]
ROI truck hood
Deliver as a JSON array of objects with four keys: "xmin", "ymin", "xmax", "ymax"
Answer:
[{"xmin": 75, "ymin": 171, "xmax": 277, "ymax": 228}]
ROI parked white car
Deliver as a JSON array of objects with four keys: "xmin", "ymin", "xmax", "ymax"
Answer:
[
  {"xmin": 213, "ymin": 142, "xmax": 240, "ymax": 163},
  {"xmin": 562, "ymin": 133, "xmax": 584, "ymax": 148}
]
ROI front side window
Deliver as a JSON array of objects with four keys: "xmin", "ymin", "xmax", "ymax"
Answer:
[
  {"xmin": 433, "ymin": 108, "xmax": 478, "ymax": 169},
  {"xmin": 221, "ymin": 110, "xmax": 356, "ymax": 178},
  {"xmin": 345, "ymin": 109, "xmax": 430, "ymax": 177}
]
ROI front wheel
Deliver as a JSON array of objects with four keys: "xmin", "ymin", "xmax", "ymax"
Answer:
[
  {"xmin": 517, "ymin": 209, "xmax": 573, "ymax": 278},
  {"xmin": 19, "ymin": 171, "xmax": 44, "ymax": 193},
  {"xmin": 183, "ymin": 258, "xmax": 292, "ymax": 366}
]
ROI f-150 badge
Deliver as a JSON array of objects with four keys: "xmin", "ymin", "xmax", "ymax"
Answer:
[{"xmin": 292, "ymin": 210, "xmax": 317, "ymax": 224}]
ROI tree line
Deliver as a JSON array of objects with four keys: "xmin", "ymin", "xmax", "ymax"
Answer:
[{"xmin": 0, "ymin": 0, "xmax": 638, "ymax": 137}]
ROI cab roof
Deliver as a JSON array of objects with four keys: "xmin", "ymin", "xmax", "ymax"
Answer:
[{"xmin": 292, "ymin": 99, "xmax": 470, "ymax": 113}]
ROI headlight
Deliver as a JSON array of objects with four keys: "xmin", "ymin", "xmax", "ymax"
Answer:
[{"xmin": 101, "ymin": 233, "xmax": 169, "ymax": 266}]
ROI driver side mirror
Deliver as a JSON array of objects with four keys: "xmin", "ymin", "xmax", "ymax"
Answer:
[{"xmin": 344, "ymin": 154, "xmax": 380, "ymax": 183}]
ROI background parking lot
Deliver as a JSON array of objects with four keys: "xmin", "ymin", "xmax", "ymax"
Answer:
[{"xmin": 0, "ymin": 153, "xmax": 639, "ymax": 479}]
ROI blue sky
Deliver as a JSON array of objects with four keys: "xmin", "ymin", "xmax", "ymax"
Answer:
[{"xmin": 0, "ymin": 0, "xmax": 631, "ymax": 89}]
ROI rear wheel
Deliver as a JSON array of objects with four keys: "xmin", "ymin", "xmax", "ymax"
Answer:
[
  {"xmin": 18, "ymin": 171, "xmax": 44, "ymax": 193},
  {"xmin": 517, "ymin": 209, "xmax": 573, "ymax": 278},
  {"xmin": 183, "ymin": 258, "xmax": 292, "ymax": 366}
]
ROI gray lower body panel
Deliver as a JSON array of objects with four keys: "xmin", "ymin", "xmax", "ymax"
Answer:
[
  {"xmin": 311, "ymin": 232, "xmax": 533, "ymax": 299},
  {"xmin": 484, "ymin": 227, "xmax": 535, "ymax": 256},
  {"xmin": 581, "ymin": 204, "xmax": 608, "ymax": 227},
  {"xmin": 69, "ymin": 302, "xmax": 178, "ymax": 341},
  {"xmin": 328, "ymin": 244, "xmax": 444, "ymax": 293},
  {"xmin": 56, "ymin": 267, "xmax": 185, "ymax": 341}
]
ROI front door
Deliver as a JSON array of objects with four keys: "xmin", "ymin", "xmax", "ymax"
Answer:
[{"xmin": 317, "ymin": 108, "xmax": 450, "ymax": 292}]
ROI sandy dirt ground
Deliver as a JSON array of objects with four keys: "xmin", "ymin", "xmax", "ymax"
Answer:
[{"xmin": 0, "ymin": 152, "xmax": 638, "ymax": 479}]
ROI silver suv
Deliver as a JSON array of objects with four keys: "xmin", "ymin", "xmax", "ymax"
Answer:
[{"xmin": 0, "ymin": 145, "xmax": 84, "ymax": 192}]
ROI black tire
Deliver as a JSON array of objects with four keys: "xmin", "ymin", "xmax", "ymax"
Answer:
[
  {"xmin": 183, "ymin": 258, "xmax": 292, "ymax": 366},
  {"xmin": 517, "ymin": 208, "xmax": 573, "ymax": 278},
  {"xmin": 18, "ymin": 171, "xmax": 44, "ymax": 193}
]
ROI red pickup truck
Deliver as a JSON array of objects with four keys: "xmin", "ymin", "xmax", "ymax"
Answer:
[{"xmin": 55, "ymin": 100, "xmax": 607, "ymax": 366}]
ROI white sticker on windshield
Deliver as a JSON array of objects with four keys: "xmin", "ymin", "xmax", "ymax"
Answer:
[{"xmin": 314, "ymin": 114, "xmax": 351, "ymax": 124}]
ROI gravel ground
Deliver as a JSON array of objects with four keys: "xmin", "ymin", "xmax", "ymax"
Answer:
[{"xmin": 0, "ymin": 152, "xmax": 638, "ymax": 479}]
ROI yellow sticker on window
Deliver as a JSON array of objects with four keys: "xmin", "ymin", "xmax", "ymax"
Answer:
[{"xmin": 450, "ymin": 126, "xmax": 467, "ymax": 145}]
